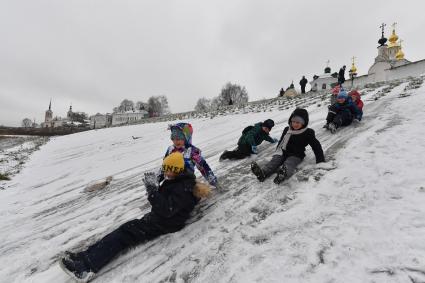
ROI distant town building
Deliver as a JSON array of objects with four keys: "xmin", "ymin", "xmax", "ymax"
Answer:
[
  {"xmin": 89, "ymin": 109, "xmax": 149, "ymax": 129},
  {"xmin": 90, "ymin": 113, "xmax": 112, "ymax": 129},
  {"xmin": 111, "ymin": 110, "xmax": 149, "ymax": 127}
]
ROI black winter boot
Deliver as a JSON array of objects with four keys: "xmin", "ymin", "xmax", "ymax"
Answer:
[
  {"xmin": 328, "ymin": 122, "xmax": 337, "ymax": 134},
  {"xmin": 273, "ymin": 166, "xmax": 287, "ymax": 184},
  {"xmin": 251, "ymin": 162, "xmax": 266, "ymax": 182},
  {"xmin": 59, "ymin": 252, "xmax": 96, "ymax": 283},
  {"xmin": 219, "ymin": 150, "xmax": 229, "ymax": 161}
]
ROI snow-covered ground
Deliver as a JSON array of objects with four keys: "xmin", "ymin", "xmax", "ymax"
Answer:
[
  {"xmin": 1, "ymin": 77, "xmax": 425, "ymax": 283},
  {"xmin": 0, "ymin": 136, "xmax": 48, "ymax": 187}
]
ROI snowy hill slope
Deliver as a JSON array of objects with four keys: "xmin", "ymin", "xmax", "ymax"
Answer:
[{"xmin": 1, "ymin": 77, "xmax": 425, "ymax": 283}]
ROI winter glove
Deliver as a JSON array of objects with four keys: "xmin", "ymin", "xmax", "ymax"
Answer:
[
  {"xmin": 214, "ymin": 182, "xmax": 223, "ymax": 191},
  {"xmin": 143, "ymin": 172, "xmax": 159, "ymax": 195},
  {"xmin": 251, "ymin": 145, "xmax": 258, "ymax": 154}
]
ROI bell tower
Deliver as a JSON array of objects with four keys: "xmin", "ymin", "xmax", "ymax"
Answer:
[{"xmin": 45, "ymin": 99, "xmax": 53, "ymax": 123}]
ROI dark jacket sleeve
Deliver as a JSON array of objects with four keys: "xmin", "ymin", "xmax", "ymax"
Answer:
[
  {"xmin": 264, "ymin": 134, "xmax": 275, "ymax": 143},
  {"xmin": 148, "ymin": 185, "xmax": 194, "ymax": 218},
  {"xmin": 190, "ymin": 146, "xmax": 216, "ymax": 185},
  {"xmin": 308, "ymin": 129, "xmax": 325, "ymax": 163},
  {"xmin": 276, "ymin": 127, "xmax": 289, "ymax": 149}
]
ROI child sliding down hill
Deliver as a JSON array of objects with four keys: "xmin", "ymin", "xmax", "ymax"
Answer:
[
  {"xmin": 59, "ymin": 152, "xmax": 210, "ymax": 282},
  {"xmin": 159, "ymin": 122, "xmax": 219, "ymax": 188},
  {"xmin": 349, "ymin": 90, "xmax": 364, "ymax": 118},
  {"xmin": 251, "ymin": 108, "xmax": 325, "ymax": 184},
  {"xmin": 324, "ymin": 89, "xmax": 362, "ymax": 134},
  {"xmin": 219, "ymin": 119, "xmax": 278, "ymax": 161}
]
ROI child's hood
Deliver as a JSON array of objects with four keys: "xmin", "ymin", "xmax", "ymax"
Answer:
[
  {"xmin": 288, "ymin": 108, "xmax": 309, "ymax": 128},
  {"xmin": 349, "ymin": 90, "xmax": 361, "ymax": 101},
  {"xmin": 170, "ymin": 123, "xmax": 193, "ymax": 145}
]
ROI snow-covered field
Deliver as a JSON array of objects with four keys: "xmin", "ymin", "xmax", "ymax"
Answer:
[
  {"xmin": 0, "ymin": 136, "xmax": 48, "ymax": 186},
  {"xmin": 1, "ymin": 77, "xmax": 425, "ymax": 283}
]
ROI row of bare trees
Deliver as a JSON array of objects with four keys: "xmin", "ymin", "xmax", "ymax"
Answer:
[
  {"xmin": 20, "ymin": 83, "xmax": 244, "ymax": 128},
  {"xmin": 195, "ymin": 82, "xmax": 249, "ymax": 112},
  {"xmin": 113, "ymin": 95, "xmax": 170, "ymax": 118}
]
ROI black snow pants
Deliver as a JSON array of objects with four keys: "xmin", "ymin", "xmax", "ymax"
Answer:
[
  {"xmin": 222, "ymin": 144, "xmax": 252, "ymax": 160},
  {"xmin": 82, "ymin": 212, "xmax": 183, "ymax": 273},
  {"xmin": 326, "ymin": 107, "xmax": 353, "ymax": 129}
]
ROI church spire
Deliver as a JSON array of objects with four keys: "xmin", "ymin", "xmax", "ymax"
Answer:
[
  {"xmin": 48, "ymin": 99, "xmax": 52, "ymax": 110},
  {"xmin": 378, "ymin": 23, "xmax": 388, "ymax": 46}
]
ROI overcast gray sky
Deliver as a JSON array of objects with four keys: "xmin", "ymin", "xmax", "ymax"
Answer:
[{"xmin": 1, "ymin": 0, "xmax": 424, "ymax": 126}]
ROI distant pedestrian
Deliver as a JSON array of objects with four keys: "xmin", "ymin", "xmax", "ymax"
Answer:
[
  {"xmin": 338, "ymin": 66, "xmax": 346, "ymax": 86},
  {"xmin": 279, "ymin": 88, "xmax": 285, "ymax": 97},
  {"xmin": 299, "ymin": 76, "xmax": 308, "ymax": 94}
]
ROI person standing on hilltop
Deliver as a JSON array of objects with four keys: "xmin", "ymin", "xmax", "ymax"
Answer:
[
  {"xmin": 299, "ymin": 76, "xmax": 308, "ymax": 94},
  {"xmin": 338, "ymin": 65, "xmax": 346, "ymax": 86}
]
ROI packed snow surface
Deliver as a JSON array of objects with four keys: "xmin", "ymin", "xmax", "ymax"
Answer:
[{"xmin": 1, "ymin": 77, "xmax": 425, "ymax": 283}]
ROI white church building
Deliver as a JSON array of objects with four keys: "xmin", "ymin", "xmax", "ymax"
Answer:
[
  {"xmin": 310, "ymin": 24, "xmax": 425, "ymax": 91},
  {"xmin": 41, "ymin": 101, "xmax": 78, "ymax": 128}
]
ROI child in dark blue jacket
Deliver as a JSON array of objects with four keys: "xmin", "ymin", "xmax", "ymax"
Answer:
[{"xmin": 324, "ymin": 89, "xmax": 362, "ymax": 133}]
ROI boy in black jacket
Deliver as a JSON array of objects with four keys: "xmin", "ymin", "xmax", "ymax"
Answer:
[
  {"xmin": 251, "ymin": 108, "xmax": 325, "ymax": 184},
  {"xmin": 59, "ymin": 152, "xmax": 199, "ymax": 282}
]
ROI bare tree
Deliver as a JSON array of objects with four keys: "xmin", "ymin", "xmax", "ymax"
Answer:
[
  {"xmin": 210, "ymin": 97, "xmax": 221, "ymax": 110},
  {"xmin": 147, "ymin": 95, "xmax": 170, "ymax": 117},
  {"xmin": 194, "ymin": 97, "xmax": 211, "ymax": 112},
  {"xmin": 113, "ymin": 99, "xmax": 135, "ymax": 113},
  {"xmin": 21, "ymin": 118, "xmax": 32, "ymax": 128},
  {"xmin": 70, "ymin": 112, "xmax": 88, "ymax": 123},
  {"xmin": 135, "ymin": 101, "xmax": 149, "ymax": 111},
  {"xmin": 218, "ymin": 82, "xmax": 249, "ymax": 106},
  {"xmin": 159, "ymin": 96, "xmax": 170, "ymax": 115}
]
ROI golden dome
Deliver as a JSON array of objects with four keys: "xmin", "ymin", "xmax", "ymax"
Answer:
[
  {"xmin": 349, "ymin": 56, "xmax": 357, "ymax": 74},
  {"xmin": 396, "ymin": 48, "xmax": 405, "ymax": 60},
  {"xmin": 388, "ymin": 27, "xmax": 399, "ymax": 47},
  {"xmin": 396, "ymin": 39, "xmax": 405, "ymax": 60},
  {"xmin": 350, "ymin": 63, "xmax": 357, "ymax": 74}
]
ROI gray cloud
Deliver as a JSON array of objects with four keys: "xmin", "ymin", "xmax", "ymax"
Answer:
[{"xmin": 1, "ymin": 0, "xmax": 424, "ymax": 126}]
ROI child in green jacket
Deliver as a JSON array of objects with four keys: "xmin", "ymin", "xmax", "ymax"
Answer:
[{"xmin": 219, "ymin": 119, "xmax": 277, "ymax": 161}]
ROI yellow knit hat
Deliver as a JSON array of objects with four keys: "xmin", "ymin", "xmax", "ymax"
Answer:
[{"xmin": 162, "ymin": 152, "xmax": 185, "ymax": 174}]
